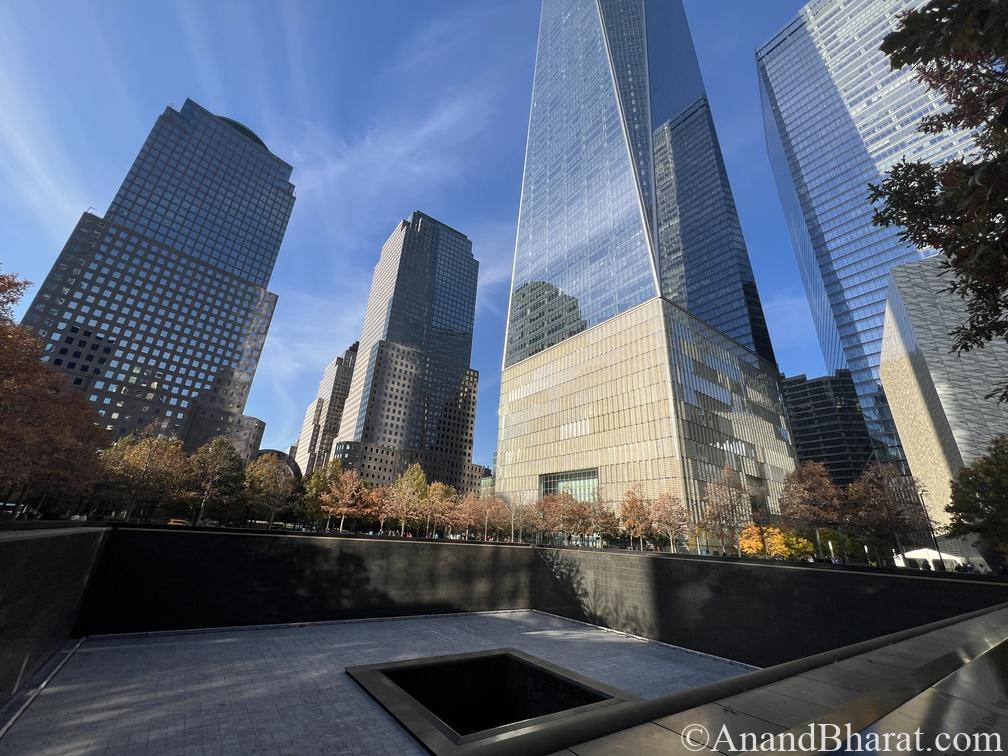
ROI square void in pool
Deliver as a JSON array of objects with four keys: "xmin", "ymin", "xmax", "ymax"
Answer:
[{"xmin": 346, "ymin": 648, "xmax": 636, "ymax": 754}]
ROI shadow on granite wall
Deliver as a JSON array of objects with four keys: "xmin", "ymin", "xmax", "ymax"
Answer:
[
  {"xmin": 532, "ymin": 548, "xmax": 1008, "ymax": 667},
  {"xmin": 0, "ymin": 528, "xmax": 108, "ymax": 705},
  {"xmin": 533, "ymin": 547, "xmax": 655, "ymax": 639},
  {"xmin": 74, "ymin": 529, "xmax": 537, "ymax": 635}
]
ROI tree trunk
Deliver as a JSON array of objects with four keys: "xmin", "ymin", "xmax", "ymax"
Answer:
[
  {"xmin": 814, "ymin": 528, "xmax": 823, "ymax": 559},
  {"xmin": 197, "ymin": 491, "xmax": 210, "ymax": 526},
  {"xmin": 126, "ymin": 488, "xmax": 138, "ymax": 522},
  {"xmin": 339, "ymin": 513, "xmax": 346, "ymax": 533},
  {"xmin": 400, "ymin": 520, "xmax": 405, "ymax": 537},
  {"xmin": 325, "ymin": 515, "xmax": 331, "ymax": 532}
]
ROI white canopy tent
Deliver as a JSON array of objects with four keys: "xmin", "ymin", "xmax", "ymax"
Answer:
[{"xmin": 894, "ymin": 548, "xmax": 966, "ymax": 570}]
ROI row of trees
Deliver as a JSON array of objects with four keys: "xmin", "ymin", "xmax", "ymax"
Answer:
[
  {"xmin": 303, "ymin": 461, "xmax": 509, "ymax": 540},
  {"xmin": 53, "ymin": 430, "xmax": 302, "ymax": 526},
  {"xmin": 778, "ymin": 460, "xmax": 929, "ymax": 558},
  {"xmin": 612, "ymin": 461, "xmax": 928, "ymax": 563}
]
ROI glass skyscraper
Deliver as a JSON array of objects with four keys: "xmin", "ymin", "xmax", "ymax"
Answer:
[
  {"xmin": 781, "ymin": 370, "xmax": 874, "ymax": 487},
  {"xmin": 757, "ymin": 0, "xmax": 974, "ymax": 460},
  {"xmin": 496, "ymin": 0, "xmax": 794, "ymax": 520},
  {"xmin": 506, "ymin": 0, "xmax": 775, "ymax": 367},
  {"xmin": 331, "ymin": 211, "xmax": 484, "ymax": 493},
  {"xmin": 294, "ymin": 342, "xmax": 358, "ymax": 478},
  {"xmin": 21, "ymin": 99, "xmax": 295, "ymax": 459}
]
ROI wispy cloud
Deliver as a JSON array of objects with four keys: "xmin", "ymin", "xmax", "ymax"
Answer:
[
  {"xmin": 0, "ymin": 53, "xmax": 87, "ymax": 226},
  {"xmin": 173, "ymin": 0, "xmax": 230, "ymax": 114},
  {"xmin": 287, "ymin": 93, "xmax": 488, "ymax": 208},
  {"xmin": 250, "ymin": 290, "xmax": 369, "ymax": 446}
]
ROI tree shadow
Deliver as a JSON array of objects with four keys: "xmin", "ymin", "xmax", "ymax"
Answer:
[{"xmin": 533, "ymin": 548, "xmax": 653, "ymax": 640}]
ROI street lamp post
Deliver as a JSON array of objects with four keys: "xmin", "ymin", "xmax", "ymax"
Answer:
[{"xmin": 918, "ymin": 491, "xmax": 947, "ymax": 571}]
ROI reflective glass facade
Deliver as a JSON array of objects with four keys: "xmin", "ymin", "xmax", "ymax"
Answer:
[
  {"xmin": 781, "ymin": 370, "xmax": 874, "ymax": 487},
  {"xmin": 333, "ymin": 212, "xmax": 484, "ymax": 492},
  {"xmin": 106, "ymin": 100, "xmax": 295, "ymax": 288},
  {"xmin": 757, "ymin": 0, "xmax": 974, "ymax": 459},
  {"xmin": 505, "ymin": 0, "xmax": 775, "ymax": 366},
  {"xmin": 541, "ymin": 469, "xmax": 599, "ymax": 503},
  {"xmin": 22, "ymin": 99, "xmax": 294, "ymax": 459}
]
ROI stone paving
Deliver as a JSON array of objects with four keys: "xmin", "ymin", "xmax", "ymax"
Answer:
[{"xmin": 0, "ymin": 610, "xmax": 749, "ymax": 756}]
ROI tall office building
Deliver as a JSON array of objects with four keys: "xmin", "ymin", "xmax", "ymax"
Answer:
[
  {"xmin": 881, "ymin": 257, "xmax": 1008, "ymax": 528},
  {"xmin": 757, "ymin": 0, "xmax": 974, "ymax": 461},
  {"xmin": 496, "ymin": 0, "xmax": 794, "ymax": 518},
  {"xmin": 294, "ymin": 342, "xmax": 358, "ymax": 478},
  {"xmin": 331, "ymin": 212, "xmax": 484, "ymax": 493},
  {"xmin": 21, "ymin": 99, "xmax": 295, "ymax": 460},
  {"xmin": 781, "ymin": 370, "xmax": 875, "ymax": 487}
]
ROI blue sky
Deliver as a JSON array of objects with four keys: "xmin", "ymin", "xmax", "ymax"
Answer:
[{"xmin": 1, "ymin": 0, "xmax": 823, "ymax": 467}]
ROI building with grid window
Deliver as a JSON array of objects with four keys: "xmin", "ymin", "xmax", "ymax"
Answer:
[
  {"xmin": 495, "ymin": 0, "xmax": 795, "ymax": 520},
  {"xmin": 781, "ymin": 370, "xmax": 875, "ymax": 487},
  {"xmin": 757, "ymin": 0, "xmax": 974, "ymax": 462},
  {"xmin": 881, "ymin": 257, "xmax": 1008, "ymax": 529},
  {"xmin": 294, "ymin": 342, "xmax": 358, "ymax": 478},
  {"xmin": 21, "ymin": 99, "xmax": 295, "ymax": 460},
  {"xmin": 330, "ymin": 211, "xmax": 484, "ymax": 493}
]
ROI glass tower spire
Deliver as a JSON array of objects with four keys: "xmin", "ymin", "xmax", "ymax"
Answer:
[{"xmin": 504, "ymin": 0, "xmax": 775, "ymax": 367}]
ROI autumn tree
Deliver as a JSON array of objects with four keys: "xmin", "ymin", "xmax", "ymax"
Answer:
[
  {"xmin": 870, "ymin": 1, "xmax": 1008, "ymax": 401},
  {"xmin": 555, "ymin": 493, "xmax": 590, "ymax": 544},
  {"xmin": 779, "ymin": 461, "xmax": 842, "ymax": 556},
  {"xmin": 500, "ymin": 497, "xmax": 524, "ymax": 542},
  {"xmin": 701, "ymin": 466, "xmax": 752, "ymax": 556},
  {"xmin": 621, "ymin": 487, "xmax": 652, "ymax": 550},
  {"xmin": 245, "ymin": 452, "xmax": 297, "ymax": 526},
  {"xmin": 586, "ymin": 499, "xmax": 620, "ymax": 547},
  {"xmin": 947, "ymin": 434, "xmax": 1008, "ymax": 557},
  {"xmin": 320, "ymin": 464, "xmax": 366, "ymax": 534},
  {"xmin": 99, "ymin": 429, "xmax": 189, "ymax": 521},
  {"xmin": 532, "ymin": 494, "xmax": 563, "ymax": 541},
  {"xmin": 505, "ymin": 500, "xmax": 536, "ymax": 543},
  {"xmin": 0, "ymin": 268, "xmax": 109, "ymax": 512},
  {"xmin": 473, "ymin": 494, "xmax": 507, "ymax": 541},
  {"xmin": 367, "ymin": 485, "xmax": 393, "ymax": 532},
  {"xmin": 846, "ymin": 462, "xmax": 927, "ymax": 555},
  {"xmin": 424, "ymin": 481, "xmax": 456, "ymax": 538},
  {"xmin": 187, "ymin": 436, "xmax": 244, "ymax": 525},
  {"xmin": 739, "ymin": 525, "xmax": 788, "ymax": 558},
  {"xmin": 304, "ymin": 459, "xmax": 343, "ymax": 529},
  {"xmin": 390, "ymin": 463, "xmax": 427, "ymax": 537},
  {"xmin": 456, "ymin": 491, "xmax": 485, "ymax": 540},
  {"xmin": 650, "ymin": 492, "xmax": 691, "ymax": 553}
]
